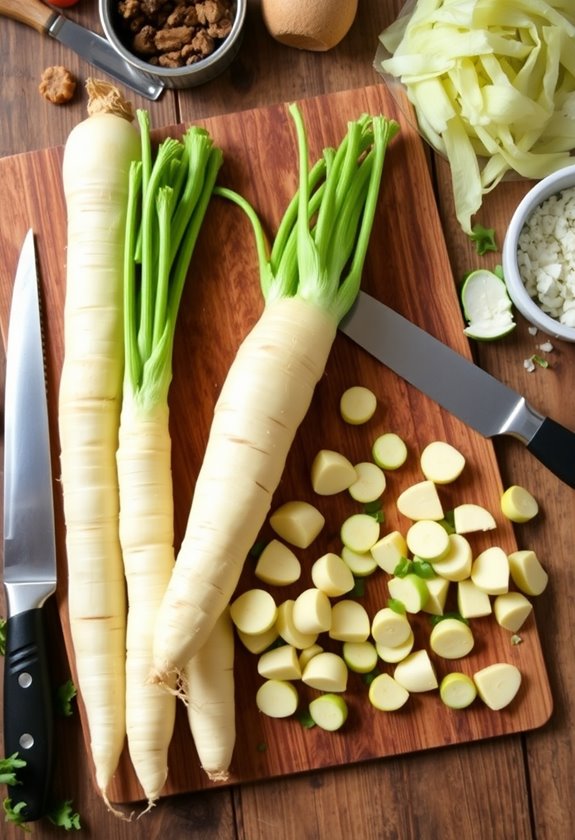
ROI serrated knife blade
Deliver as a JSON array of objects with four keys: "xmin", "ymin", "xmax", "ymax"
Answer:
[
  {"xmin": 339, "ymin": 291, "xmax": 575, "ymax": 489},
  {"xmin": 2, "ymin": 230, "xmax": 56, "ymax": 821}
]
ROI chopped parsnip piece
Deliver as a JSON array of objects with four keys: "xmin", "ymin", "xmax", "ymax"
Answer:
[
  {"xmin": 329, "ymin": 600, "xmax": 370, "ymax": 643},
  {"xmin": 430, "ymin": 618, "xmax": 474, "ymax": 659},
  {"xmin": 258, "ymin": 644, "xmax": 302, "ymax": 681},
  {"xmin": 256, "ymin": 679, "xmax": 299, "ymax": 718},
  {"xmin": 388, "ymin": 573, "xmax": 429, "ymax": 613},
  {"xmin": 457, "ymin": 579, "xmax": 492, "ymax": 619},
  {"xmin": 311, "ymin": 449, "xmax": 357, "ymax": 495},
  {"xmin": 292, "ymin": 588, "xmax": 332, "ymax": 634},
  {"xmin": 440, "ymin": 673, "xmax": 477, "ymax": 709},
  {"xmin": 471, "ymin": 546, "xmax": 509, "ymax": 595},
  {"xmin": 255, "ymin": 539, "xmax": 301, "ymax": 586},
  {"xmin": 309, "ymin": 694, "xmax": 349, "ymax": 731},
  {"xmin": 340, "ymin": 386, "xmax": 377, "ymax": 425},
  {"xmin": 431, "ymin": 533, "xmax": 473, "ymax": 582},
  {"xmin": 406, "ymin": 519, "xmax": 450, "ymax": 561},
  {"xmin": 376, "ymin": 629, "xmax": 415, "ymax": 664},
  {"xmin": 369, "ymin": 673, "xmax": 410, "ymax": 711},
  {"xmin": 420, "ymin": 441, "xmax": 465, "ymax": 484},
  {"xmin": 230, "ymin": 588, "xmax": 277, "ymax": 635},
  {"xmin": 302, "ymin": 652, "xmax": 348, "ymax": 692},
  {"xmin": 370, "ymin": 530, "xmax": 408, "ymax": 574},
  {"xmin": 270, "ymin": 500, "xmax": 325, "ymax": 548},
  {"xmin": 276, "ymin": 600, "xmax": 318, "ymax": 650},
  {"xmin": 371, "ymin": 607, "xmax": 412, "ymax": 647},
  {"xmin": 237, "ymin": 624, "xmax": 280, "ymax": 654},
  {"xmin": 372, "ymin": 432, "xmax": 408, "ymax": 470},
  {"xmin": 397, "ymin": 480, "xmax": 444, "ymax": 521},
  {"xmin": 473, "ymin": 663, "xmax": 522, "ymax": 711},
  {"xmin": 341, "ymin": 545, "xmax": 378, "ymax": 577},
  {"xmin": 508, "ymin": 549, "xmax": 548, "ymax": 596},
  {"xmin": 453, "ymin": 503, "xmax": 496, "ymax": 534},
  {"xmin": 394, "ymin": 649, "xmax": 438, "ymax": 693},
  {"xmin": 493, "ymin": 592, "xmax": 533, "ymax": 633},
  {"xmin": 501, "ymin": 485, "xmax": 539, "ymax": 523},
  {"xmin": 340, "ymin": 513, "xmax": 381, "ymax": 553},
  {"xmin": 311, "ymin": 552, "xmax": 355, "ymax": 597},
  {"xmin": 349, "ymin": 461, "xmax": 387, "ymax": 503},
  {"xmin": 342, "ymin": 641, "xmax": 378, "ymax": 673},
  {"xmin": 422, "ymin": 576, "xmax": 450, "ymax": 616}
]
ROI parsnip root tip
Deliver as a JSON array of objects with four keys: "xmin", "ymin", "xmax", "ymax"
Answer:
[
  {"xmin": 206, "ymin": 769, "xmax": 231, "ymax": 783},
  {"xmin": 85, "ymin": 77, "xmax": 134, "ymax": 121},
  {"xmin": 102, "ymin": 789, "xmax": 133, "ymax": 822}
]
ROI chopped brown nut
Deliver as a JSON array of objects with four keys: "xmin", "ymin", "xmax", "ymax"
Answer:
[
  {"xmin": 155, "ymin": 25, "xmax": 194, "ymax": 51},
  {"xmin": 38, "ymin": 66, "xmax": 76, "ymax": 105},
  {"xmin": 133, "ymin": 24, "xmax": 157, "ymax": 55}
]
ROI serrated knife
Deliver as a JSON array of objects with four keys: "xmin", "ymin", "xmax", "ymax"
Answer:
[
  {"xmin": 2, "ymin": 230, "xmax": 56, "ymax": 821},
  {"xmin": 339, "ymin": 291, "xmax": 575, "ymax": 490},
  {"xmin": 0, "ymin": 0, "xmax": 164, "ymax": 101}
]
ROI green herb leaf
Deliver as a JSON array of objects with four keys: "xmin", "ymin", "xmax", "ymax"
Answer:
[
  {"xmin": 387, "ymin": 598, "xmax": 406, "ymax": 615},
  {"xmin": 47, "ymin": 800, "xmax": 81, "ymax": 831},
  {"xmin": 440, "ymin": 512, "xmax": 456, "ymax": 534},
  {"xmin": 55, "ymin": 680, "xmax": 77, "ymax": 718},
  {"xmin": 0, "ymin": 617, "xmax": 6, "ymax": 656},
  {"xmin": 362, "ymin": 669, "xmax": 379, "ymax": 686},
  {"xmin": 493, "ymin": 264, "xmax": 504, "ymax": 281},
  {"xmin": 393, "ymin": 558, "xmax": 411, "ymax": 578},
  {"xmin": 511, "ymin": 634, "xmax": 523, "ymax": 646},
  {"xmin": 363, "ymin": 500, "xmax": 385, "ymax": 522},
  {"xmin": 350, "ymin": 576, "xmax": 366, "ymax": 598},
  {"xmin": 3, "ymin": 798, "xmax": 31, "ymax": 831},
  {"xmin": 298, "ymin": 710, "xmax": 316, "ymax": 729},
  {"xmin": 411, "ymin": 559, "xmax": 435, "ymax": 579},
  {"xmin": 530, "ymin": 354, "xmax": 549, "ymax": 369},
  {"xmin": 249, "ymin": 540, "xmax": 267, "ymax": 560},
  {"xmin": 469, "ymin": 224, "xmax": 497, "ymax": 255},
  {"xmin": 0, "ymin": 754, "xmax": 26, "ymax": 787}
]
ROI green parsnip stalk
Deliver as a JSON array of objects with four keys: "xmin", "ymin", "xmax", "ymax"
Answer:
[
  {"xmin": 153, "ymin": 103, "xmax": 399, "ymax": 694},
  {"xmin": 118, "ymin": 112, "xmax": 222, "ymax": 809}
]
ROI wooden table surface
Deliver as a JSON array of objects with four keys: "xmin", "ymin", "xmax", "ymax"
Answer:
[{"xmin": 1, "ymin": 2, "xmax": 574, "ymax": 838}]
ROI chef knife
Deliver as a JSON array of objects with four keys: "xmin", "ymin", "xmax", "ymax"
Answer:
[
  {"xmin": 339, "ymin": 291, "xmax": 575, "ymax": 489},
  {"xmin": 2, "ymin": 230, "xmax": 57, "ymax": 822},
  {"xmin": 0, "ymin": 0, "xmax": 164, "ymax": 101}
]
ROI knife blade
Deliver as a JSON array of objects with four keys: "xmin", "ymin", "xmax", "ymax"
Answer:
[
  {"xmin": 2, "ymin": 230, "xmax": 57, "ymax": 822},
  {"xmin": 339, "ymin": 291, "xmax": 575, "ymax": 489},
  {"xmin": 0, "ymin": 0, "xmax": 164, "ymax": 101}
]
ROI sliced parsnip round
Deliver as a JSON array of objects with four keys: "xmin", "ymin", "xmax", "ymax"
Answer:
[
  {"xmin": 255, "ymin": 539, "xmax": 302, "ymax": 586},
  {"xmin": 311, "ymin": 449, "xmax": 357, "ymax": 496},
  {"xmin": 309, "ymin": 694, "xmax": 349, "ymax": 731},
  {"xmin": 372, "ymin": 432, "xmax": 408, "ymax": 470},
  {"xmin": 257, "ymin": 644, "xmax": 302, "ymax": 681},
  {"xmin": 371, "ymin": 606, "xmax": 412, "ymax": 647},
  {"xmin": 340, "ymin": 385, "xmax": 377, "ymax": 425},
  {"xmin": 501, "ymin": 485, "xmax": 539, "ymax": 523},
  {"xmin": 328, "ymin": 599, "xmax": 370, "ymax": 643},
  {"xmin": 236, "ymin": 624, "xmax": 280, "ymax": 654},
  {"xmin": 230, "ymin": 589, "xmax": 278, "ymax": 636},
  {"xmin": 439, "ymin": 673, "xmax": 477, "ymax": 709},
  {"xmin": 397, "ymin": 480, "xmax": 444, "ymax": 521},
  {"xmin": 348, "ymin": 461, "xmax": 387, "ymax": 503},
  {"xmin": 420, "ymin": 441, "xmax": 465, "ymax": 484},
  {"xmin": 453, "ymin": 503, "xmax": 496, "ymax": 534},
  {"xmin": 298, "ymin": 643, "xmax": 324, "ymax": 670},
  {"xmin": 393, "ymin": 649, "xmax": 438, "ymax": 693},
  {"xmin": 508, "ymin": 549, "xmax": 548, "ymax": 596},
  {"xmin": 429, "ymin": 618, "xmax": 474, "ymax": 659},
  {"xmin": 311, "ymin": 552, "xmax": 355, "ymax": 597},
  {"xmin": 342, "ymin": 641, "xmax": 378, "ymax": 674},
  {"xmin": 406, "ymin": 519, "xmax": 450, "ymax": 561},
  {"xmin": 269, "ymin": 500, "xmax": 325, "ymax": 548},
  {"xmin": 457, "ymin": 579, "xmax": 492, "ymax": 619},
  {"xmin": 422, "ymin": 576, "xmax": 450, "ymax": 616},
  {"xmin": 376, "ymin": 629, "xmax": 415, "ymax": 664},
  {"xmin": 256, "ymin": 679, "xmax": 299, "ymax": 718},
  {"xmin": 493, "ymin": 592, "xmax": 533, "ymax": 633},
  {"xmin": 292, "ymin": 588, "xmax": 332, "ymax": 635},
  {"xmin": 276, "ymin": 600, "xmax": 318, "ymax": 650},
  {"xmin": 369, "ymin": 673, "xmax": 410, "ymax": 711},
  {"xmin": 430, "ymin": 533, "xmax": 473, "ymax": 581},
  {"xmin": 340, "ymin": 513, "xmax": 380, "ymax": 553},
  {"xmin": 473, "ymin": 663, "xmax": 522, "ymax": 711},
  {"xmin": 388, "ymin": 573, "xmax": 429, "ymax": 613},
  {"xmin": 341, "ymin": 545, "xmax": 378, "ymax": 577},
  {"xmin": 471, "ymin": 546, "xmax": 509, "ymax": 595},
  {"xmin": 302, "ymin": 652, "xmax": 348, "ymax": 692},
  {"xmin": 370, "ymin": 530, "xmax": 408, "ymax": 574}
]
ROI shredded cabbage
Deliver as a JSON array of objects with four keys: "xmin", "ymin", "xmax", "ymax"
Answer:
[{"xmin": 377, "ymin": 0, "xmax": 575, "ymax": 232}]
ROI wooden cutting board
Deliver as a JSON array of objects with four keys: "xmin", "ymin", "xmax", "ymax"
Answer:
[{"xmin": 0, "ymin": 84, "xmax": 552, "ymax": 806}]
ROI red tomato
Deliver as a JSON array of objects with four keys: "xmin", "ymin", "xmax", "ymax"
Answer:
[{"xmin": 50, "ymin": 0, "xmax": 81, "ymax": 7}]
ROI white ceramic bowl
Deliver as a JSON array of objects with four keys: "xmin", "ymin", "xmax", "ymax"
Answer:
[
  {"xmin": 99, "ymin": 0, "xmax": 246, "ymax": 90},
  {"xmin": 502, "ymin": 163, "xmax": 575, "ymax": 343}
]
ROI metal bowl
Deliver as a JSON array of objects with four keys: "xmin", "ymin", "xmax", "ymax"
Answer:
[
  {"xmin": 99, "ymin": 0, "xmax": 246, "ymax": 90},
  {"xmin": 502, "ymin": 164, "xmax": 575, "ymax": 343}
]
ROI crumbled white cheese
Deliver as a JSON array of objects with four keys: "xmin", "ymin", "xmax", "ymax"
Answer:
[
  {"xmin": 524, "ymin": 357, "xmax": 536, "ymax": 372},
  {"xmin": 528, "ymin": 325, "xmax": 538, "ymax": 335},
  {"xmin": 517, "ymin": 186, "xmax": 575, "ymax": 327},
  {"xmin": 538, "ymin": 341, "xmax": 554, "ymax": 352}
]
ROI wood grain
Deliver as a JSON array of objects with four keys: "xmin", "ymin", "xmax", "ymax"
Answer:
[{"xmin": 0, "ymin": 83, "xmax": 552, "ymax": 809}]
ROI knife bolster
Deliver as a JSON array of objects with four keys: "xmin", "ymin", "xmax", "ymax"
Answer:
[{"xmin": 3, "ymin": 608, "xmax": 54, "ymax": 822}]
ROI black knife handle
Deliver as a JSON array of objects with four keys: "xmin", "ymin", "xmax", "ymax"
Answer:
[
  {"xmin": 527, "ymin": 417, "xmax": 575, "ymax": 490},
  {"xmin": 3, "ymin": 607, "xmax": 53, "ymax": 822}
]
